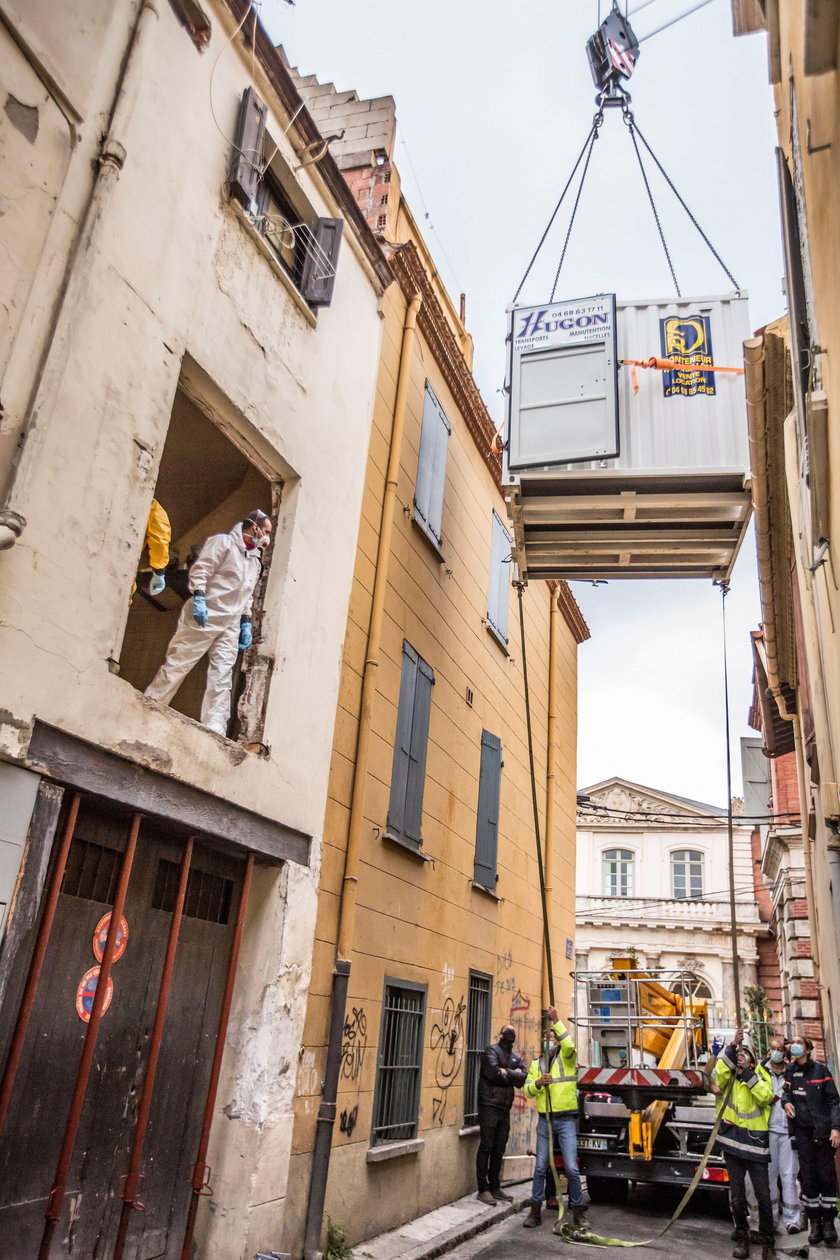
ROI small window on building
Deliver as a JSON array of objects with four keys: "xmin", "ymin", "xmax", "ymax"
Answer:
[
  {"xmin": 228, "ymin": 87, "xmax": 343, "ymax": 307},
  {"xmin": 671, "ymin": 849, "xmax": 704, "ymax": 899},
  {"xmin": 603, "ymin": 849, "xmax": 634, "ymax": 897},
  {"xmin": 413, "ymin": 384, "xmax": 451, "ymax": 548},
  {"xmin": 464, "ymin": 971, "xmax": 492, "ymax": 1126},
  {"xmin": 487, "ymin": 512, "xmax": 513, "ymax": 646},
  {"xmin": 387, "ymin": 642, "xmax": 434, "ymax": 848},
  {"xmin": 371, "ymin": 980, "xmax": 426, "ymax": 1145},
  {"xmin": 473, "ymin": 731, "xmax": 502, "ymax": 891},
  {"xmin": 119, "ymin": 382, "xmax": 280, "ymax": 745}
]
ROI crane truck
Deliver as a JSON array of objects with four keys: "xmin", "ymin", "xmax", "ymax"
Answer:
[{"xmin": 571, "ymin": 958, "xmax": 727, "ymax": 1201}]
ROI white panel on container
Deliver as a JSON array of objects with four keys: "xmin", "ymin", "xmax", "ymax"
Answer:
[{"xmin": 507, "ymin": 294, "xmax": 618, "ymax": 470}]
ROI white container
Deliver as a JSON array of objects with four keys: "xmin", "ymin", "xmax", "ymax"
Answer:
[{"xmin": 503, "ymin": 292, "xmax": 753, "ymax": 581}]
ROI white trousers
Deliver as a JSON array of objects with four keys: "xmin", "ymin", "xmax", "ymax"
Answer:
[
  {"xmin": 769, "ymin": 1128, "xmax": 800, "ymax": 1227},
  {"xmin": 145, "ymin": 603, "xmax": 240, "ymax": 736}
]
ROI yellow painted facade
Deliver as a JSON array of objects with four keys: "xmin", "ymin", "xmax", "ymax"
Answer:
[{"xmin": 283, "ymin": 197, "xmax": 587, "ymax": 1249}]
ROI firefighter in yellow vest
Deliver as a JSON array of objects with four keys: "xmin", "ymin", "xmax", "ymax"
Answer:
[
  {"xmin": 522, "ymin": 1005, "xmax": 585, "ymax": 1230},
  {"xmin": 714, "ymin": 1028, "xmax": 776, "ymax": 1260}
]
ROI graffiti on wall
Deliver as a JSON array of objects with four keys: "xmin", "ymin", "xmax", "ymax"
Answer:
[
  {"xmin": 340, "ymin": 1005, "xmax": 368, "ymax": 1083},
  {"xmin": 507, "ymin": 989, "xmax": 538, "ymax": 1155},
  {"xmin": 339, "ymin": 1104, "xmax": 359, "ymax": 1138},
  {"xmin": 430, "ymin": 995, "xmax": 466, "ymax": 1125}
]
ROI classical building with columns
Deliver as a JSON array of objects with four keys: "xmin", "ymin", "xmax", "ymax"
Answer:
[{"xmin": 575, "ymin": 777, "xmax": 768, "ymax": 1032}]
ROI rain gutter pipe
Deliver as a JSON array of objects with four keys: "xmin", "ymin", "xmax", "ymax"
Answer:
[
  {"xmin": 543, "ymin": 583, "xmax": 560, "ymax": 1010},
  {"xmin": 303, "ymin": 290, "xmax": 423, "ymax": 1260},
  {"xmin": 744, "ymin": 337, "xmax": 822, "ymax": 993},
  {"xmin": 0, "ymin": 0, "xmax": 160, "ymax": 548}
]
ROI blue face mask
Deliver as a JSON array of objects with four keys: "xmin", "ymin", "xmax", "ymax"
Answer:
[
  {"xmin": 770, "ymin": 1050, "xmax": 785, "ymax": 1064},
  {"xmin": 789, "ymin": 1043, "xmax": 805, "ymax": 1059}
]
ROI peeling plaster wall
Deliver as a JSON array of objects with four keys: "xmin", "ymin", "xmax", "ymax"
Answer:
[{"xmin": 0, "ymin": 3, "xmax": 387, "ymax": 1256}]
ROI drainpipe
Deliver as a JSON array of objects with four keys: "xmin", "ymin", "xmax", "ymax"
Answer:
[
  {"xmin": 0, "ymin": 0, "xmax": 160, "ymax": 548},
  {"xmin": 542, "ymin": 582, "xmax": 560, "ymax": 1011},
  {"xmin": 744, "ymin": 337, "xmax": 823, "ymax": 1002},
  {"xmin": 303, "ymin": 291, "xmax": 422, "ymax": 1260}
]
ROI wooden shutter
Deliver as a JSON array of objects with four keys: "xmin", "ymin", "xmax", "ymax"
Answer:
[
  {"xmin": 413, "ymin": 386, "xmax": 450, "ymax": 546},
  {"xmin": 487, "ymin": 513, "xmax": 512, "ymax": 643},
  {"xmin": 388, "ymin": 645, "xmax": 434, "ymax": 845},
  {"xmin": 474, "ymin": 731, "xmax": 502, "ymax": 889},
  {"xmin": 229, "ymin": 87, "xmax": 268, "ymax": 209},
  {"xmin": 776, "ymin": 147, "xmax": 811, "ymax": 439},
  {"xmin": 300, "ymin": 217, "xmax": 344, "ymax": 306}
]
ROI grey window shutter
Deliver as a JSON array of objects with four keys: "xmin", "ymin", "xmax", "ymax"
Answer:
[
  {"xmin": 413, "ymin": 386, "xmax": 451, "ymax": 545},
  {"xmin": 776, "ymin": 148, "xmax": 811, "ymax": 435},
  {"xmin": 388, "ymin": 643, "xmax": 419, "ymax": 840},
  {"xmin": 229, "ymin": 87, "xmax": 268, "ymax": 209},
  {"xmin": 487, "ymin": 512, "xmax": 512, "ymax": 643},
  {"xmin": 474, "ymin": 731, "xmax": 502, "ymax": 889},
  {"xmin": 403, "ymin": 657, "xmax": 433, "ymax": 844},
  {"xmin": 301, "ymin": 217, "xmax": 344, "ymax": 306}
]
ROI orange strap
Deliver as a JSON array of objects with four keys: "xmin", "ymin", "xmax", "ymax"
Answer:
[
  {"xmin": 622, "ymin": 357, "xmax": 744, "ymax": 395},
  {"xmin": 490, "ymin": 424, "xmax": 506, "ymax": 456}
]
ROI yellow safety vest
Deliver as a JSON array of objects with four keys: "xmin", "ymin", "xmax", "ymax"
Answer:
[
  {"xmin": 523, "ymin": 1019, "xmax": 578, "ymax": 1115},
  {"xmin": 714, "ymin": 1048, "xmax": 773, "ymax": 1161}
]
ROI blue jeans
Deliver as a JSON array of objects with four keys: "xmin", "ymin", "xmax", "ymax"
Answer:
[{"xmin": 530, "ymin": 1112, "xmax": 583, "ymax": 1206}]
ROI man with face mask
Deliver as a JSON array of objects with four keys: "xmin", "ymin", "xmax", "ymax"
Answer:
[
  {"xmin": 145, "ymin": 510, "xmax": 271, "ymax": 736},
  {"xmin": 762, "ymin": 1037, "xmax": 801, "ymax": 1234},
  {"xmin": 783, "ymin": 1036, "xmax": 840, "ymax": 1247},
  {"xmin": 475, "ymin": 1023, "xmax": 527, "ymax": 1205},
  {"xmin": 522, "ymin": 1005, "xmax": 584, "ymax": 1231}
]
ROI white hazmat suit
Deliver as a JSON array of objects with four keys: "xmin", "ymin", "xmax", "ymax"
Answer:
[
  {"xmin": 767, "ymin": 1060, "xmax": 801, "ymax": 1229},
  {"xmin": 145, "ymin": 521, "xmax": 263, "ymax": 735}
]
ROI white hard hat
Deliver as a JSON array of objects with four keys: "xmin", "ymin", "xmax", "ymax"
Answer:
[{"xmin": 739, "ymin": 1034, "xmax": 756, "ymax": 1060}]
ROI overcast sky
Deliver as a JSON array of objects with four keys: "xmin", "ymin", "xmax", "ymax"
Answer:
[{"xmin": 261, "ymin": 0, "xmax": 782, "ymax": 807}]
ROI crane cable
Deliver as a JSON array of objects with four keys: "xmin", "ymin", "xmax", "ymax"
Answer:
[
  {"xmin": 510, "ymin": 92, "xmax": 740, "ymax": 306},
  {"xmin": 515, "ymin": 581, "xmax": 738, "ymax": 1248}
]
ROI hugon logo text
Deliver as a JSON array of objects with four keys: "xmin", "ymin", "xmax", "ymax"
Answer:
[{"xmin": 517, "ymin": 310, "xmax": 609, "ymax": 339}]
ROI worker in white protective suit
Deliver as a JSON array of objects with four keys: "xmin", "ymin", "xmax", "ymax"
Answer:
[{"xmin": 145, "ymin": 509, "xmax": 271, "ymax": 736}]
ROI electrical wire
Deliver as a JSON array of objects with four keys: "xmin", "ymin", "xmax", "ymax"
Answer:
[
  {"xmin": 578, "ymin": 801, "xmax": 800, "ymax": 823},
  {"xmin": 396, "ymin": 124, "xmax": 463, "ymax": 295},
  {"xmin": 638, "ymin": 0, "xmax": 716, "ymax": 43}
]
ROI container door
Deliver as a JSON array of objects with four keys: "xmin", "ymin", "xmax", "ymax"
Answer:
[{"xmin": 507, "ymin": 294, "xmax": 619, "ymax": 470}]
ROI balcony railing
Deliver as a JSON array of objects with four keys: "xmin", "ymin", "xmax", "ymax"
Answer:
[{"xmin": 576, "ymin": 894, "xmax": 761, "ymax": 924}]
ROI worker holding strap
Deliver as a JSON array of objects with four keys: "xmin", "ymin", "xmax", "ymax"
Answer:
[
  {"xmin": 714, "ymin": 1028, "xmax": 775, "ymax": 1260},
  {"xmin": 521, "ymin": 1005, "xmax": 586, "ymax": 1231}
]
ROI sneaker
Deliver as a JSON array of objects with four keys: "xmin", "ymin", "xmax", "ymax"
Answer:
[
  {"xmin": 476, "ymin": 1191, "xmax": 496, "ymax": 1206},
  {"xmin": 492, "ymin": 1189, "xmax": 514, "ymax": 1202}
]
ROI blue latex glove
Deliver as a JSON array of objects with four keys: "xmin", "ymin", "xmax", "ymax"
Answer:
[
  {"xmin": 239, "ymin": 620, "xmax": 252, "ymax": 650},
  {"xmin": 192, "ymin": 592, "xmax": 208, "ymax": 627},
  {"xmin": 149, "ymin": 572, "xmax": 166, "ymax": 596},
  {"xmin": 711, "ymin": 1036, "xmax": 724, "ymax": 1056}
]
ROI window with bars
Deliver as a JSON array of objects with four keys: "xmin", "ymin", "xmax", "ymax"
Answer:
[
  {"xmin": 602, "ymin": 848, "xmax": 634, "ymax": 897},
  {"xmin": 62, "ymin": 840, "xmax": 121, "ymax": 904},
  {"xmin": 152, "ymin": 859, "xmax": 234, "ymax": 924},
  {"xmin": 671, "ymin": 849, "xmax": 704, "ymax": 899},
  {"xmin": 464, "ymin": 971, "xmax": 492, "ymax": 1125},
  {"xmin": 371, "ymin": 980, "xmax": 426, "ymax": 1145}
]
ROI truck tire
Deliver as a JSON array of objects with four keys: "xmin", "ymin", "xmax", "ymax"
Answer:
[{"xmin": 586, "ymin": 1176, "xmax": 629, "ymax": 1204}]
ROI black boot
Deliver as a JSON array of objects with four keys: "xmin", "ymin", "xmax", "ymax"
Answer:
[
  {"xmin": 571, "ymin": 1204, "xmax": 589, "ymax": 1230},
  {"xmin": 732, "ymin": 1231, "xmax": 750, "ymax": 1259},
  {"xmin": 808, "ymin": 1212, "xmax": 824, "ymax": 1245},
  {"xmin": 824, "ymin": 1211, "xmax": 838, "ymax": 1248},
  {"xmin": 523, "ymin": 1201, "xmax": 542, "ymax": 1228},
  {"xmin": 760, "ymin": 1246, "xmax": 776, "ymax": 1260}
]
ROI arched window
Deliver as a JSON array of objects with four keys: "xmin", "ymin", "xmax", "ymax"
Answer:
[
  {"xmin": 603, "ymin": 849, "xmax": 634, "ymax": 897},
  {"xmin": 671, "ymin": 849, "xmax": 704, "ymax": 899}
]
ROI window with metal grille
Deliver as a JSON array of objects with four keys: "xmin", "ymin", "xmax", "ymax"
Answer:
[
  {"xmin": 464, "ymin": 971, "xmax": 492, "ymax": 1125},
  {"xmin": 670, "ymin": 849, "xmax": 704, "ymax": 900},
  {"xmin": 62, "ymin": 840, "xmax": 121, "ymax": 904},
  {"xmin": 152, "ymin": 859, "xmax": 234, "ymax": 924},
  {"xmin": 371, "ymin": 981, "xmax": 426, "ymax": 1145},
  {"xmin": 602, "ymin": 848, "xmax": 634, "ymax": 897}
]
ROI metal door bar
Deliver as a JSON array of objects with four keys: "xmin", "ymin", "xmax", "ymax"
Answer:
[
  {"xmin": 0, "ymin": 791, "xmax": 82, "ymax": 1136},
  {"xmin": 38, "ymin": 812, "xmax": 143, "ymax": 1260},
  {"xmin": 180, "ymin": 851, "xmax": 254, "ymax": 1260},
  {"xmin": 113, "ymin": 836, "xmax": 194, "ymax": 1260}
]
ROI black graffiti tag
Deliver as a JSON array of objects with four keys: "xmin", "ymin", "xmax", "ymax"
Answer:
[
  {"xmin": 430, "ymin": 995, "xmax": 466, "ymax": 1125},
  {"xmin": 340, "ymin": 1006, "xmax": 368, "ymax": 1083},
  {"xmin": 340, "ymin": 1105, "xmax": 359, "ymax": 1137}
]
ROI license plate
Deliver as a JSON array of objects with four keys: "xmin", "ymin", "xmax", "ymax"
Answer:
[{"xmin": 578, "ymin": 1136, "xmax": 609, "ymax": 1150}]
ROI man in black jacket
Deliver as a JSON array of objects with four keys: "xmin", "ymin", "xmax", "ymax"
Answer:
[
  {"xmin": 783, "ymin": 1037, "xmax": 840, "ymax": 1246},
  {"xmin": 476, "ymin": 1025, "xmax": 527, "ymax": 1204}
]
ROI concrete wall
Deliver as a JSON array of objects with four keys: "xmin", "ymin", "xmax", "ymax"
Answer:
[
  {"xmin": 283, "ymin": 203, "xmax": 585, "ymax": 1251},
  {"xmin": 0, "ymin": 3, "xmax": 387, "ymax": 1255}
]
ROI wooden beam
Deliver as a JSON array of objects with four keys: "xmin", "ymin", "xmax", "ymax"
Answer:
[{"xmin": 26, "ymin": 723, "xmax": 310, "ymax": 867}]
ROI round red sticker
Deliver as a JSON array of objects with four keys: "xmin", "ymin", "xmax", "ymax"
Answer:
[
  {"xmin": 75, "ymin": 966, "xmax": 114, "ymax": 1023},
  {"xmin": 92, "ymin": 912, "xmax": 129, "ymax": 964}
]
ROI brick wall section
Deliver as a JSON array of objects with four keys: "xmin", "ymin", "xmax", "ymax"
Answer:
[{"xmin": 771, "ymin": 751, "xmax": 800, "ymax": 819}]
